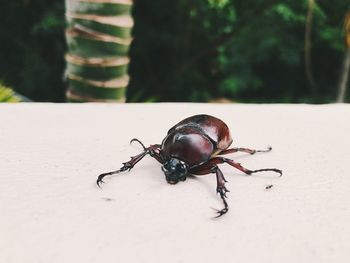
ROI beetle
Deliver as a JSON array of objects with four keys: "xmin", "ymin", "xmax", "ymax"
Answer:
[{"xmin": 97, "ymin": 114, "xmax": 282, "ymax": 217}]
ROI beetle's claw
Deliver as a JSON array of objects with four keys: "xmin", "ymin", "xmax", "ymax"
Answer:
[
  {"xmin": 96, "ymin": 178, "xmax": 105, "ymax": 188},
  {"xmin": 122, "ymin": 164, "xmax": 132, "ymax": 172},
  {"xmin": 271, "ymin": 168, "xmax": 282, "ymax": 177},
  {"xmin": 250, "ymin": 168, "xmax": 282, "ymax": 177},
  {"xmin": 256, "ymin": 146, "xmax": 272, "ymax": 153},
  {"xmin": 217, "ymin": 187, "xmax": 229, "ymax": 198},
  {"xmin": 130, "ymin": 138, "xmax": 147, "ymax": 151},
  {"xmin": 96, "ymin": 163, "xmax": 135, "ymax": 188},
  {"xmin": 96, "ymin": 172, "xmax": 112, "ymax": 188},
  {"xmin": 212, "ymin": 207, "xmax": 229, "ymax": 218}
]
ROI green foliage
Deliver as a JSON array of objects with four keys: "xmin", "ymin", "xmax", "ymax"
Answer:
[
  {"xmin": 0, "ymin": 83, "xmax": 21, "ymax": 102},
  {"xmin": 128, "ymin": 0, "xmax": 349, "ymax": 102},
  {"xmin": 208, "ymin": 0, "xmax": 230, "ymax": 9},
  {"xmin": 0, "ymin": 0, "xmax": 349, "ymax": 102},
  {"xmin": 0, "ymin": 1, "xmax": 66, "ymax": 102}
]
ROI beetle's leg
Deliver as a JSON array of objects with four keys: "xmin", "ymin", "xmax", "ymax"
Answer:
[
  {"xmin": 97, "ymin": 151, "xmax": 148, "ymax": 187},
  {"xmin": 130, "ymin": 138, "xmax": 163, "ymax": 164},
  {"xmin": 189, "ymin": 164, "xmax": 229, "ymax": 217},
  {"xmin": 212, "ymin": 166, "xmax": 229, "ymax": 217},
  {"xmin": 188, "ymin": 157, "xmax": 281, "ymax": 217},
  {"xmin": 221, "ymin": 157, "xmax": 282, "ymax": 176},
  {"xmin": 219, "ymin": 146, "xmax": 272, "ymax": 155},
  {"xmin": 97, "ymin": 144, "xmax": 163, "ymax": 187},
  {"xmin": 192, "ymin": 157, "xmax": 282, "ymax": 176},
  {"xmin": 130, "ymin": 138, "xmax": 163, "ymax": 162},
  {"xmin": 147, "ymin": 144, "xmax": 163, "ymax": 164},
  {"xmin": 130, "ymin": 138, "xmax": 147, "ymax": 151}
]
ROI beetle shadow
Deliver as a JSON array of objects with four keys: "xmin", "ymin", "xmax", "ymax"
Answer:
[{"xmin": 186, "ymin": 174, "xmax": 220, "ymax": 198}]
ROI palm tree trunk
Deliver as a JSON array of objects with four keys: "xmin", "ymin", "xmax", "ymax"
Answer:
[
  {"xmin": 65, "ymin": 0, "xmax": 133, "ymax": 102},
  {"xmin": 336, "ymin": 10, "xmax": 350, "ymax": 103},
  {"xmin": 304, "ymin": 0, "xmax": 317, "ymax": 100}
]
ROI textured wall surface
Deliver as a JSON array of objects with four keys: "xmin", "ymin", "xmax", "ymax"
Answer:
[{"xmin": 1, "ymin": 103, "xmax": 349, "ymax": 263}]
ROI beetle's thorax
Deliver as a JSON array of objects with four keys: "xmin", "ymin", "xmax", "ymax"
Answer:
[{"xmin": 161, "ymin": 127, "xmax": 214, "ymax": 167}]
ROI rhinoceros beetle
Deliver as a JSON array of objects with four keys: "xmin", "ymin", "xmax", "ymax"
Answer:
[{"xmin": 97, "ymin": 114, "xmax": 282, "ymax": 217}]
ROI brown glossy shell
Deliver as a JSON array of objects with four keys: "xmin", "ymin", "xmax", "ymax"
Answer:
[
  {"xmin": 161, "ymin": 114, "xmax": 233, "ymax": 166},
  {"xmin": 167, "ymin": 114, "xmax": 232, "ymax": 150}
]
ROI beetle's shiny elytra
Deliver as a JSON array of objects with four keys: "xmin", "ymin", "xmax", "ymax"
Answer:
[{"xmin": 97, "ymin": 114, "xmax": 282, "ymax": 217}]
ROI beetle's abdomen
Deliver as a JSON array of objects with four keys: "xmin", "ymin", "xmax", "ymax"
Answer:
[
  {"xmin": 162, "ymin": 127, "xmax": 214, "ymax": 167},
  {"xmin": 167, "ymin": 114, "xmax": 232, "ymax": 151}
]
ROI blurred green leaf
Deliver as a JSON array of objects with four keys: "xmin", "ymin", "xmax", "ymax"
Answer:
[
  {"xmin": 0, "ymin": 83, "xmax": 21, "ymax": 102},
  {"xmin": 208, "ymin": 0, "xmax": 230, "ymax": 9}
]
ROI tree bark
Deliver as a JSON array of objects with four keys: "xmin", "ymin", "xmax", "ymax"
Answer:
[
  {"xmin": 336, "ymin": 10, "xmax": 350, "ymax": 103},
  {"xmin": 65, "ymin": 0, "xmax": 133, "ymax": 102}
]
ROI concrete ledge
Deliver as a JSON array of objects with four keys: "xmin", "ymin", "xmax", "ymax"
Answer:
[{"xmin": 1, "ymin": 103, "xmax": 349, "ymax": 263}]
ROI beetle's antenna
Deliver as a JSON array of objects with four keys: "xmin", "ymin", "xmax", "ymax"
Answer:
[{"xmin": 130, "ymin": 138, "xmax": 147, "ymax": 151}]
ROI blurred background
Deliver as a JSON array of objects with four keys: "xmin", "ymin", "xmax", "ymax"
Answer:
[{"xmin": 0, "ymin": 0, "xmax": 349, "ymax": 103}]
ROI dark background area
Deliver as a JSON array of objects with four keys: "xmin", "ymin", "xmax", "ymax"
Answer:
[{"xmin": 0, "ymin": 0, "xmax": 349, "ymax": 103}]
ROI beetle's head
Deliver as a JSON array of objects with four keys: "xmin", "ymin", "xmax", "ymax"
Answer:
[{"xmin": 162, "ymin": 158, "xmax": 188, "ymax": 184}]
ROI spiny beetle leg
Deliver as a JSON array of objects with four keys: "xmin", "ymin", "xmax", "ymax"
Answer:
[
  {"xmin": 213, "ymin": 166, "xmax": 229, "ymax": 217},
  {"xmin": 213, "ymin": 193, "xmax": 229, "ymax": 218},
  {"xmin": 219, "ymin": 146, "xmax": 272, "ymax": 155},
  {"xmin": 213, "ymin": 206, "xmax": 229, "ymax": 218},
  {"xmin": 97, "ymin": 143, "xmax": 163, "ymax": 188},
  {"xmin": 212, "ymin": 165, "xmax": 229, "ymax": 198},
  {"xmin": 96, "ymin": 150, "xmax": 148, "ymax": 188},
  {"xmin": 96, "ymin": 164, "xmax": 130, "ymax": 188},
  {"xmin": 190, "ymin": 164, "xmax": 230, "ymax": 217},
  {"xmin": 205, "ymin": 157, "xmax": 282, "ymax": 177},
  {"xmin": 249, "ymin": 168, "xmax": 282, "ymax": 177},
  {"xmin": 256, "ymin": 146, "xmax": 273, "ymax": 153},
  {"xmin": 130, "ymin": 138, "xmax": 147, "ymax": 151}
]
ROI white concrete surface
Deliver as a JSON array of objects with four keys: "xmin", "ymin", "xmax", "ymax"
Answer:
[{"xmin": 1, "ymin": 103, "xmax": 350, "ymax": 263}]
